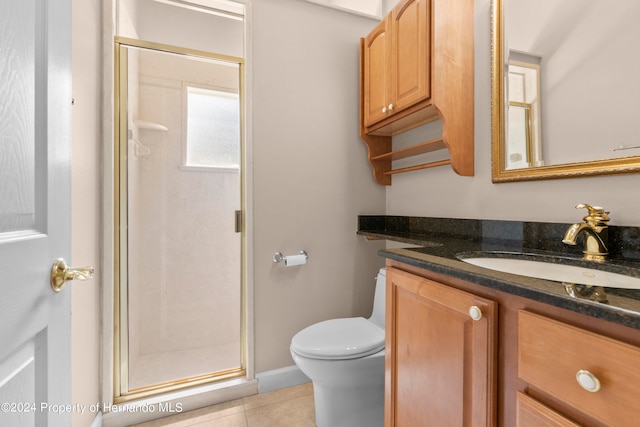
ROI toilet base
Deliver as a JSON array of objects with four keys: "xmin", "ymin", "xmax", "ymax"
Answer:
[
  {"xmin": 291, "ymin": 349, "xmax": 385, "ymax": 427},
  {"xmin": 313, "ymin": 381, "xmax": 384, "ymax": 427}
]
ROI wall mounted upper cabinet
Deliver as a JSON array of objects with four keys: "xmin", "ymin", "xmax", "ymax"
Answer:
[
  {"xmin": 363, "ymin": 17, "xmax": 391, "ymax": 127},
  {"xmin": 363, "ymin": 0, "xmax": 430, "ymax": 129},
  {"xmin": 360, "ymin": 0, "xmax": 474, "ymax": 185}
]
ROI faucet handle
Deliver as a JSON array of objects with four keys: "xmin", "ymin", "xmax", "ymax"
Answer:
[{"xmin": 575, "ymin": 203, "xmax": 610, "ymax": 226}]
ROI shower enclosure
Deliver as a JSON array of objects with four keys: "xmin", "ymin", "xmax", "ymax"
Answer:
[{"xmin": 114, "ymin": 38, "xmax": 245, "ymax": 401}]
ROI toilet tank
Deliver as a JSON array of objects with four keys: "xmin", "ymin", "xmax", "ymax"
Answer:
[{"xmin": 369, "ymin": 268, "xmax": 386, "ymax": 329}]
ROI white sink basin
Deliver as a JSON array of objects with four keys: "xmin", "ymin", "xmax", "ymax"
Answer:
[{"xmin": 457, "ymin": 253, "xmax": 640, "ymax": 290}]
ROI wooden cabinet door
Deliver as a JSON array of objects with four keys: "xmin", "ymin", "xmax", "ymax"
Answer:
[
  {"xmin": 385, "ymin": 268, "xmax": 496, "ymax": 427},
  {"xmin": 390, "ymin": 0, "xmax": 430, "ymax": 114},
  {"xmin": 363, "ymin": 17, "xmax": 390, "ymax": 127}
]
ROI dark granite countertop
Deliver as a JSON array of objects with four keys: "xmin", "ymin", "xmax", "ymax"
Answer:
[{"xmin": 358, "ymin": 215, "xmax": 640, "ymax": 330}]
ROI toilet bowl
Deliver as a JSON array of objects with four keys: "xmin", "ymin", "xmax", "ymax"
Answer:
[{"xmin": 290, "ymin": 268, "xmax": 386, "ymax": 427}]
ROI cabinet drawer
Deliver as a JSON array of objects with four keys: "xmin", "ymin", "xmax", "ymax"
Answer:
[
  {"xmin": 518, "ymin": 310, "xmax": 640, "ymax": 426},
  {"xmin": 516, "ymin": 392, "xmax": 580, "ymax": 427}
]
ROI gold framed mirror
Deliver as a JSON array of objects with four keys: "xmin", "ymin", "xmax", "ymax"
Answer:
[{"xmin": 491, "ymin": 0, "xmax": 640, "ymax": 182}]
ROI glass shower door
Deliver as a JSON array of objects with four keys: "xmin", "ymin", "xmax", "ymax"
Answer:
[{"xmin": 115, "ymin": 39, "xmax": 245, "ymax": 400}]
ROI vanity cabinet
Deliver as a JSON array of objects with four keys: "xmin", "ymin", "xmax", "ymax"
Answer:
[
  {"xmin": 362, "ymin": 0, "xmax": 430, "ymax": 128},
  {"xmin": 360, "ymin": 0, "xmax": 474, "ymax": 185},
  {"xmin": 385, "ymin": 267, "xmax": 496, "ymax": 427},
  {"xmin": 385, "ymin": 259, "xmax": 640, "ymax": 427}
]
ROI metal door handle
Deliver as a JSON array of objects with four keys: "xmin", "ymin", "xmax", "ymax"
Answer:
[{"xmin": 50, "ymin": 258, "xmax": 94, "ymax": 292}]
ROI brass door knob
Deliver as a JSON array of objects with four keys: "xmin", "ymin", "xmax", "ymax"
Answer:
[{"xmin": 50, "ymin": 258, "xmax": 94, "ymax": 292}]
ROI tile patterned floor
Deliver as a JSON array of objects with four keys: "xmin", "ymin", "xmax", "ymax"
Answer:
[{"xmin": 132, "ymin": 383, "xmax": 316, "ymax": 427}]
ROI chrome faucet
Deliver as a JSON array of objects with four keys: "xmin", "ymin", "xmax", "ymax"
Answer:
[{"xmin": 562, "ymin": 204, "xmax": 610, "ymax": 261}]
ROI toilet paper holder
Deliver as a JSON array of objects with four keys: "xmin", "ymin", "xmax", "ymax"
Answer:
[{"xmin": 273, "ymin": 250, "xmax": 308, "ymax": 264}]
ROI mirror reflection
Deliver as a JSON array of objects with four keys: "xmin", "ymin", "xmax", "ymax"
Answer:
[
  {"xmin": 492, "ymin": 0, "xmax": 640, "ymax": 181},
  {"xmin": 506, "ymin": 57, "xmax": 541, "ymax": 169}
]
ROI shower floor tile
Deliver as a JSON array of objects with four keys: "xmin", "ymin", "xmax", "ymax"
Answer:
[{"xmin": 129, "ymin": 342, "xmax": 241, "ymax": 390}]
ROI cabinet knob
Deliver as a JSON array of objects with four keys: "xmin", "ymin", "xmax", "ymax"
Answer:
[
  {"xmin": 388, "ymin": 103, "xmax": 394, "ymax": 111},
  {"xmin": 469, "ymin": 305, "xmax": 483, "ymax": 321},
  {"xmin": 576, "ymin": 370, "xmax": 601, "ymax": 392},
  {"xmin": 382, "ymin": 107, "xmax": 387, "ymax": 113}
]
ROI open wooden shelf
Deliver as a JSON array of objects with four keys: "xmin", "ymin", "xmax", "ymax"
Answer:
[
  {"xmin": 371, "ymin": 137, "xmax": 446, "ymax": 161},
  {"xmin": 372, "ymin": 138, "xmax": 447, "ymax": 160},
  {"xmin": 368, "ymin": 137, "xmax": 451, "ymax": 177},
  {"xmin": 384, "ymin": 159, "xmax": 452, "ymax": 176}
]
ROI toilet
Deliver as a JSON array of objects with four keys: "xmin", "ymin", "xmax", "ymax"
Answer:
[{"xmin": 290, "ymin": 268, "xmax": 386, "ymax": 427}]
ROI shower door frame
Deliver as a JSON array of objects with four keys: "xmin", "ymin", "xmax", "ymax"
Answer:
[{"xmin": 113, "ymin": 36, "xmax": 250, "ymax": 403}]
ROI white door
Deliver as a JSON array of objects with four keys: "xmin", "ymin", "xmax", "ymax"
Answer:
[{"xmin": 0, "ymin": 0, "xmax": 74, "ymax": 426}]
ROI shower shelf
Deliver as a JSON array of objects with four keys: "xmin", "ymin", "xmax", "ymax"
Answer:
[{"xmin": 134, "ymin": 119, "xmax": 168, "ymax": 131}]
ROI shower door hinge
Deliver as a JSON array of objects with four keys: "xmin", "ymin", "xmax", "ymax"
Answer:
[{"xmin": 234, "ymin": 210, "xmax": 243, "ymax": 233}]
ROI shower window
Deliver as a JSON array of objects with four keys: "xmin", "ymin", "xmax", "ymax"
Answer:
[{"xmin": 184, "ymin": 86, "xmax": 240, "ymax": 169}]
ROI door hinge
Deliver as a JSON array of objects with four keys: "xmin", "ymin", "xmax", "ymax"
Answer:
[{"xmin": 234, "ymin": 210, "xmax": 242, "ymax": 233}]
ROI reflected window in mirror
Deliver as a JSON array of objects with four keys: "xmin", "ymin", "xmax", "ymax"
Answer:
[{"xmin": 507, "ymin": 54, "xmax": 542, "ymax": 170}]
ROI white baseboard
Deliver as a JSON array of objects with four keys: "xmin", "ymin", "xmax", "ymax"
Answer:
[
  {"xmin": 90, "ymin": 411, "xmax": 102, "ymax": 427},
  {"xmin": 256, "ymin": 365, "xmax": 310, "ymax": 393}
]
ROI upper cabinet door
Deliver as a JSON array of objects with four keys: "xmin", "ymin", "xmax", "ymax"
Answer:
[
  {"xmin": 362, "ymin": 0, "xmax": 431, "ymax": 129},
  {"xmin": 363, "ymin": 17, "xmax": 390, "ymax": 127},
  {"xmin": 390, "ymin": 0, "xmax": 430, "ymax": 114}
]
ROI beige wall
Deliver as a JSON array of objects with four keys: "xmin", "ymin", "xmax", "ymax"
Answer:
[
  {"xmin": 251, "ymin": 0, "xmax": 386, "ymax": 372},
  {"xmin": 71, "ymin": 1, "xmax": 102, "ymax": 426},
  {"xmin": 70, "ymin": 0, "xmax": 640, "ymax": 425}
]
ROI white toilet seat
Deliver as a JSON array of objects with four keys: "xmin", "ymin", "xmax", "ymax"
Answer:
[{"xmin": 291, "ymin": 317, "xmax": 384, "ymax": 360}]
